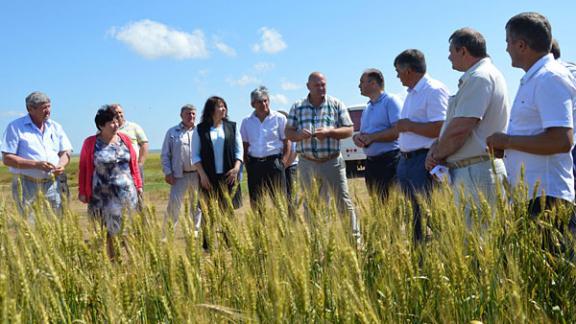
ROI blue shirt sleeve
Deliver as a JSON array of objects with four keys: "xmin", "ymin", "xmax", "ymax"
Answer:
[
  {"xmin": 160, "ymin": 128, "xmax": 173, "ymax": 175},
  {"xmin": 1, "ymin": 122, "xmax": 19, "ymax": 154},
  {"xmin": 191, "ymin": 128, "xmax": 202, "ymax": 164},
  {"xmin": 235, "ymin": 126, "xmax": 243, "ymax": 162}
]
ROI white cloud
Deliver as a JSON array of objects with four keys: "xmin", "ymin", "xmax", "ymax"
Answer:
[
  {"xmin": 214, "ymin": 39, "xmax": 236, "ymax": 57},
  {"xmin": 280, "ymin": 81, "xmax": 302, "ymax": 91},
  {"xmin": 253, "ymin": 62, "xmax": 275, "ymax": 72},
  {"xmin": 226, "ymin": 75, "xmax": 261, "ymax": 87},
  {"xmin": 269, "ymin": 94, "xmax": 289, "ymax": 106},
  {"xmin": 252, "ymin": 27, "xmax": 287, "ymax": 54},
  {"xmin": 109, "ymin": 19, "xmax": 208, "ymax": 59},
  {"xmin": 0, "ymin": 110, "xmax": 25, "ymax": 118}
]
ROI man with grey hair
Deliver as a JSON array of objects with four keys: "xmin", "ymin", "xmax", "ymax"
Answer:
[
  {"xmin": 353, "ymin": 68, "xmax": 402, "ymax": 200},
  {"xmin": 1, "ymin": 91, "xmax": 72, "ymax": 219},
  {"xmin": 240, "ymin": 86, "xmax": 289, "ymax": 209},
  {"xmin": 426, "ymin": 28, "xmax": 509, "ymax": 225},
  {"xmin": 161, "ymin": 104, "xmax": 202, "ymax": 236}
]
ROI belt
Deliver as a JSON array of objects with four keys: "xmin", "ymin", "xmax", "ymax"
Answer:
[
  {"xmin": 17, "ymin": 174, "xmax": 55, "ymax": 184},
  {"xmin": 248, "ymin": 154, "xmax": 282, "ymax": 163},
  {"xmin": 183, "ymin": 170, "xmax": 197, "ymax": 173},
  {"xmin": 446, "ymin": 155, "xmax": 491, "ymax": 169},
  {"xmin": 400, "ymin": 148, "xmax": 429, "ymax": 159},
  {"xmin": 367, "ymin": 149, "xmax": 400, "ymax": 161},
  {"xmin": 301, "ymin": 152, "xmax": 340, "ymax": 163}
]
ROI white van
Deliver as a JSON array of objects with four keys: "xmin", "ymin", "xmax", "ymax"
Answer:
[{"xmin": 341, "ymin": 104, "xmax": 366, "ymax": 177}]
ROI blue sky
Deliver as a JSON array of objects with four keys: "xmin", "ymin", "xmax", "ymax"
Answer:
[{"xmin": 1, "ymin": 1, "xmax": 575, "ymax": 150}]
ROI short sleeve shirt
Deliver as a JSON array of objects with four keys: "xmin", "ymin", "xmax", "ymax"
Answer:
[
  {"xmin": 287, "ymin": 95, "xmax": 353, "ymax": 159},
  {"xmin": 359, "ymin": 93, "xmax": 402, "ymax": 156},
  {"xmin": 399, "ymin": 75, "xmax": 450, "ymax": 152},
  {"xmin": 440, "ymin": 58, "xmax": 509, "ymax": 162},
  {"xmin": 240, "ymin": 110, "xmax": 287, "ymax": 158},
  {"xmin": 506, "ymin": 54, "xmax": 576, "ymax": 201},
  {"xmin": 119, "ymin": 121, "xmax": 148, "ymax": 159},
  {"xmin": 1, "ymin": 115, "xmax": 73, "ymax": 179}
]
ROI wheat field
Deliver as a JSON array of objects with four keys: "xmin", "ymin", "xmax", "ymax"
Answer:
[{"xmin": 0, "ymin": 154, "xmax": 575, "ymax": 323}]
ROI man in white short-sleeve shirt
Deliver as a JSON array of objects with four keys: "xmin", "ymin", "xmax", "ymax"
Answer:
[
  {"xmin": 241, "ymin": 86, "xmax": 289, "ymax": 209},
  {"xmin": 487, "ymin": 12, "xmax": 576, "ymax": 223},
  {"xmin": 426, "ymin": 28, "xmax": 509, "ymax": 224},
  {"xmin": 394, "ymin": 49, "xmax": 449, "ymax": 241}
]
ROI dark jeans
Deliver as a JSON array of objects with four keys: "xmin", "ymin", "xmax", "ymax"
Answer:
[
  {"xmin": 365, "ymin": 149, "xmax": 400, "ymax": 200},
  {"xmin": 396, "ymin": 149, "xmax": 432, "ymax": 242},
  {"xmin": 246, "ymin": 155, "xmax": 287, "ymax": 209},
  {"xmin": 285, "ymin": 164, "xmax": 298, "ymax": 217},
  {"xmin": 527, "ymin": 196, "xmax": 576, "ymax": 256}
]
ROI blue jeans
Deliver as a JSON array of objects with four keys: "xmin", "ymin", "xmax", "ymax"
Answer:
[
  {"xmin": 396, "ymin": 149, "xmax": 432, "ymax": 241},
  {"xmin": 12, "ymin": 175, "xmax": 61, "ymax": 222}
]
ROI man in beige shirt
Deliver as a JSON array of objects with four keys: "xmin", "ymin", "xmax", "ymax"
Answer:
[{"xmin": 426, "ymin": 28, "xmax": 509, "ymax": 224}]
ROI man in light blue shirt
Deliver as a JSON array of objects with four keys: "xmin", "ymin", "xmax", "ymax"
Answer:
[
  {"xmin": 161, "ymin": 104, "xmax": 202, "ymax": 237},
  {"xmin": 1, "ymin": 92, "xmax": 72, "ymax": 219},
  {"xmin": 353, "ymin": 69, "xmax": 402, "ymax": 200}
]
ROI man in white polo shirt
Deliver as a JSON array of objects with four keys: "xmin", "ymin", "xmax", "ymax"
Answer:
[
  {"xmin": 487, "ymin": 12, "xmax": 576, "ymax": 225},
  {"xmin": 241, "ymin": 86, "xmax": 289, "ymax": 210},
  {"xmin": 394, "ymin": 49, "xmax": 450, "ymax": 241}
]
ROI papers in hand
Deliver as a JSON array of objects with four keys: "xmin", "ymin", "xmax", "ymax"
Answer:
[{"xmin": 430, "ymin": 165, "xmax": 451, "ymax": 183}]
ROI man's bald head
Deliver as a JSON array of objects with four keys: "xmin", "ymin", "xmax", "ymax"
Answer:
[
  {"xmin": 308, "ymin": 71, "xmax": 326, "ymax": 83},
  {"xmin": 307, "ymin": 72, "xmax": 327, "ymax": 101}
]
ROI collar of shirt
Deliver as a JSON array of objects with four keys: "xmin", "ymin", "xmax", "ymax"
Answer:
[
  {"xmin": 459, "ymin": 57, "xmax": 491, "ymax": 88},
  {"xmin": 521, "ymin": 53, "xmax": 553, "ymax": 85},
  {"xmin": 249, "ymin": 109, "xmax": 274, "ymax": 121},
  {"xmin": 23, "ymin": 114, "xmax": 52, "ymax": 132},
  {"xmin": 177, "ymin": 122, "xmax": 195, "ymax": 132},
  {"xmin": 304, "ymin": 95, "xmax": 327, "ymax": 108},
  {"xmin": 367, "ymin": 92, "xmax": 387, "ymax": 105},
  {"xmin": 409, "ymin": 74, "xmax": 430, "ymax": 94}
]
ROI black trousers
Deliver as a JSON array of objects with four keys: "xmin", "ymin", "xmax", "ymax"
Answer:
[
  {"xmin": 527, "ymin": 196, "xmax": 576, "ymax": 256},
  {"xmin": 201, "ymin": 174, "xmax": 243, "ymax": 210},
  {"xmin": 285, "ymin": 164, "xmax": 298, "ymax": 217},
  {"xmin": 365, "ymin": 149, "xmax": 400, "ymax": 200},
  {"xmin": 246, "ymin": 155, "xmax": 287, "ymax": 208}
]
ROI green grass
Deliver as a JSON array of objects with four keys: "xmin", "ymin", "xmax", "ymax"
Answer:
[{"xmin": 0, "ymin": 154, "xmax": 575, "ymax": 322}]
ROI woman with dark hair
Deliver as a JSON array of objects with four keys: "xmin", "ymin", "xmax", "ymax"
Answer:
[
  {"xmin": 191, "ymin": 96, "xmax": 243, "ymax": 209},
  {"xmin": 78, "ymin": 105, "xmax": 142, "ymax": 258}
]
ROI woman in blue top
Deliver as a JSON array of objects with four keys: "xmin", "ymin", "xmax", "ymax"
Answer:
[{"xmin": 191, "ymin": 96, "xmax": 243, "ymax": 210}]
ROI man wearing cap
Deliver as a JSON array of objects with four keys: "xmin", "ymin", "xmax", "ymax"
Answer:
[
  {"xmin": 112, "ymin": 104, "xmax": 149, "ymax": 184},
  {"xmin": 394, "ymin": 49, "xmax": 450, "ymax": 241},
  {"xmin": 426, "ymin": 28, "xmax": 509, "ymax": 225},
  {"xmin": 161, "ymin": 104, "xmax": 203, "ymax": 236},
  {"xmin": 1, "ymin": 91, "xmax": 72, "ymax": 219},
  {"xmin": 285, "ymin": 72, "xmax": 359, "ymax": 236},
  {"xmin": 240, "ymin": 86, "xmax": 289, "ymax": 210},
  {"xmin": 353, "ymin": 68, "xmax": 402, "ymax": 200}
]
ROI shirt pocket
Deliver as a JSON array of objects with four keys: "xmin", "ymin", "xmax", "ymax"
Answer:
[{"xmin": 510, "ymin": 93, "xmax": 541, "ymax": 132}]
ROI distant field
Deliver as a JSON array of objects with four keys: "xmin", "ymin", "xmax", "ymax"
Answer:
[{"xmin": 0, "ymin": 152, "xmax": 367, "ymax": 214}]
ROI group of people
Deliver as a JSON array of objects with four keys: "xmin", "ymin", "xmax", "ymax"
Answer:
[{"xmin": 2, "ymin": 12, "xmax": 576, "ymax": 253}]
